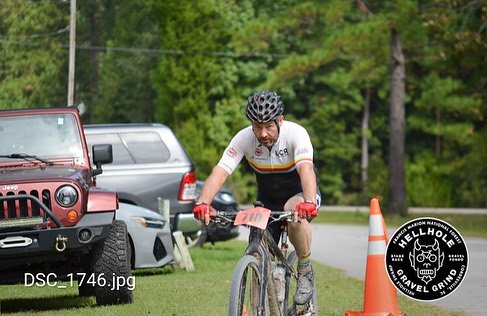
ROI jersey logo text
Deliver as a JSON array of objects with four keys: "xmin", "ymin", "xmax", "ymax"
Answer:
[{"xmin": 275, "ymin": 148, "xmax": 289, "ymax": 157}]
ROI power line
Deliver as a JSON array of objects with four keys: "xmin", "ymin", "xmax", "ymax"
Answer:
[
  {"xmin": 19, "ymin": 26, "xmax": 70, "ymax": 38},
  {"xmin": 0, "ymin": 37, "xmax": 289, "ymax": 59}
]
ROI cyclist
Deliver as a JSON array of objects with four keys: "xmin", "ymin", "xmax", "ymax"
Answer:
[{"xmin": 194, "ymin": 91, "xmax": 321, "ymax": 305}]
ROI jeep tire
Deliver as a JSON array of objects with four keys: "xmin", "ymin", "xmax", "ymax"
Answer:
[
  {"xmin": 78, "ymin": 273, "xmax": 95, "ymax": 297},
  {"xmin": 89, "ymin": 220, "xmax": 133, "ymax": 305}
]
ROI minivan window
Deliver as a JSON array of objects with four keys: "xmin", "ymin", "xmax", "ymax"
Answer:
[
  {"xmin": 86, "ymin": 131, "xmax": 170, "ymax": 165},
  {"xmin": 120, "ymin": 132, "xmax": 170, "ymax": 163}
]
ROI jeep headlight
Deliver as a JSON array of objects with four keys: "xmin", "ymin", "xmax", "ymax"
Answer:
[{"xmin": 55, "ymin": 185, "xmax": 78, "ymax": 207}]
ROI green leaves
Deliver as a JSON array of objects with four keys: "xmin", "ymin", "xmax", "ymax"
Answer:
[
  {"xmin": 0, "ymin": 1, "xmax": 67, "ymax": 109},
  {"xmin": 1, "ymin": 0, "xmax": 485, "ymax": 207}
]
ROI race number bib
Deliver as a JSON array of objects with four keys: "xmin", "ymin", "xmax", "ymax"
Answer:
[{"xmin": 234, "ymin": 207, "xmax": 271, "ymax": 230}]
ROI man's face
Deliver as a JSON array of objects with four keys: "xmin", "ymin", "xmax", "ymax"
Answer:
[{"xmin": 251, "ymin": 116, "xmax": 283, "ymax": 148}]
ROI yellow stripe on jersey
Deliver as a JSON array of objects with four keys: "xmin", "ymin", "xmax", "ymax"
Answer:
[{"xmin": 248, "ymin": 156, "xmax": 312, "ymax": 173}]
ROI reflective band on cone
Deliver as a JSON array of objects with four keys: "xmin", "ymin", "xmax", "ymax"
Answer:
[
  {"xmin": 369, "ymin": 215, "xmax": 384, "ymax": 237},
  {"xmin": 367, "ymin": 240, "xmax": 387, "ymax": 256}
]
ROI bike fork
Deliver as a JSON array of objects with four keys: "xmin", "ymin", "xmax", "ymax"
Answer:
[{"xmin": 258, "ymin": 248, "xmax": 270, "ymax": 315}]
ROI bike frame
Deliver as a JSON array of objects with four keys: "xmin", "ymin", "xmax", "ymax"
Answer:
[{"xmin": 242, "ymin": 213, "xmax": 295, "ymax": 315}]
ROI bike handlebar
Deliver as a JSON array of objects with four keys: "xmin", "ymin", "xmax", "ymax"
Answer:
[{"xmin": 210, "ymin": 209, "xmax": 295, "ymax": 224}]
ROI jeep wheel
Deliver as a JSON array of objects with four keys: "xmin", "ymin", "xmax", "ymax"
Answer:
[
  {"xmin": 90, "ymin": 220, "xmax": 133, "ymax": 305},
  {"xmin": 78, "ymin": 273, "xmax": 95, "ymax": 296}
]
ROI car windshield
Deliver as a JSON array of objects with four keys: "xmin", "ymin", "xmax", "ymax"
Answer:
[{"xmin": 0, "ymin": 113, "xmax": 84, "ymax": 161}]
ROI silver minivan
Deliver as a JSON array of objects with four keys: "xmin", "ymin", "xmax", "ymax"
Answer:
[{"xmin": 84, "ymin": 123, "xmax": 201, "ymax": 241}]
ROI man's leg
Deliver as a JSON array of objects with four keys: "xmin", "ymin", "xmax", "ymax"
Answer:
[
  {"xmin": 284, "ymin": 195, "xmax": 312, "ymax": 258},
  {"xmin": 284, "ymin": 195, "xmax": 314, "ymax": 304}
]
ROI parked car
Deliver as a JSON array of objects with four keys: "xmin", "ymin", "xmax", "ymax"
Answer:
[
  {"xmin": 116, "ymin": 203, "xmax": 173, "ymax": 269},
  {"xmin": 0, "ymin": 107, "xmax": 132, "ymax": 305},
  {"xmin": 84, "ymin": 123, "xmax": 202, "ymax": 244},
  {"xmin": 196, "ymin": 181, "xmax": 240, "ymax": 245}
]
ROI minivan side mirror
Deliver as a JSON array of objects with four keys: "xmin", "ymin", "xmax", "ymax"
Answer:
[{"xmin": 92, "ymin": 144, "xmax": 113, "ymax": 176}]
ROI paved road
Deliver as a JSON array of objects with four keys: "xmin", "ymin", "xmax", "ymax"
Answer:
[{"xmin": 310, "ymin": 224, "xmax": 487, "ymax": 316}]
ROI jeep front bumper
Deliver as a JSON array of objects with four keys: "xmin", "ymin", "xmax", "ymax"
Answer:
[{"xmin": 0, "ymin": 212, "xmax": 114, "ymax": 266}]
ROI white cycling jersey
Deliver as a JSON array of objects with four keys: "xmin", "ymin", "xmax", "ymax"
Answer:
[{"xmin": 218, "ymin": 121, "xmax": 315, "ymax": 209}]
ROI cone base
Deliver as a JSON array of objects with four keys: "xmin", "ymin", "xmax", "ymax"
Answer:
[{"xmin": 345, "ymin": 311, "xmax": 404, "ymax": 316}]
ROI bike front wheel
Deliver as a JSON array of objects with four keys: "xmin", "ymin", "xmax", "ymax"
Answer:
[{"xmin": 229, "ymin": 254, "xmax": 267, "ymax": 316}]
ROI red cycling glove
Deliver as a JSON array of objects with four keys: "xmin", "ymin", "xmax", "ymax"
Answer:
[
  {"xmin": 295, "ymin": 201, "xmax": 318, "ymax": 219},
  {"xmin": 193, "ymin": 202, "xmax": 211, "ymax": 221}
]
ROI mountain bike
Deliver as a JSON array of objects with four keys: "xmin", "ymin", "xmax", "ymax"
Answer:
[{"xmin": 211, "ymin": 204, "xmax": 318, "ymax": 316}]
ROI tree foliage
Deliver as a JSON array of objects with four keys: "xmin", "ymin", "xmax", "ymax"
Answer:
[
  {"xmin": 0, "ymin": 1, "xmax": 67, "ymax": 109},
  {"xmin": 1, "ymin": 0, "xmax": 485, "ymax": 208},
  {"xmin": 90, "ymin": 0, "xmax": 159, "ymax": 123}
]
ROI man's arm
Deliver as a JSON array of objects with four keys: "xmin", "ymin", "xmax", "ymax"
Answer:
[
  {"xmin": 296, "ymin": 162, "xmax": 317, "ymax": 204},
  {"xmin": 197, "ymin": 165, "xmax": 231, "ymax": 205}
]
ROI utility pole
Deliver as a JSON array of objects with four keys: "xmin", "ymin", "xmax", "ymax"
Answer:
[{"xmin": 67, "ymin": 0, "xmax": 76, "ymax": 106}]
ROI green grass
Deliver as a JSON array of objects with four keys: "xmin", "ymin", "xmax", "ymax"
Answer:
[
  {"xmin": 314, "ymin": 210, "xmax": 487, "ymax": 237},
  {"xmin": 0, "ymin": 240, "xmax": 465, "ymax": 316}
]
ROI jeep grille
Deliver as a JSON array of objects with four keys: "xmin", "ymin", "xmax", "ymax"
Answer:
[
  {"xmin": 0, "ymin": 190, "xmax": 51, "ymax": 220},
  {"xmin": 0, "ymin": 191, "xmax": 63, "ymax": 228},
  {"xmin": 0, "ymin": 190, "xmax": 51, "ymax": 219}
]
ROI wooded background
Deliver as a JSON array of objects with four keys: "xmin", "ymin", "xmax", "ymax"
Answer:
[{"xmin": 1, "ymin": 0, "xmax": 485, "ymax": 213}]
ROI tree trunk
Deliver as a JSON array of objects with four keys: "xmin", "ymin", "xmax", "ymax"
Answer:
[
  {"xmin": 361, "ymin": 88, "xmax": 371, "ymax": 195},
  {"xmin": 388, "ymin": 28, "xmax": 407, "ymax": 215}
]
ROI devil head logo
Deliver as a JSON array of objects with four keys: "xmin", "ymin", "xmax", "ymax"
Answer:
[{"xmin": 409, "ymin": 239, "xmax": 445, "ymax": 284}]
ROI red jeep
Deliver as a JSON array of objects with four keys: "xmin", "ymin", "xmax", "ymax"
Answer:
[{"xmin": 0, "ymin": 107, "xmax": 133, "ymax": 305}]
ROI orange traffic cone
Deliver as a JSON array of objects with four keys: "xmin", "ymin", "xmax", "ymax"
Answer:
[{"xmin": 345, "ymin": 197, "xmax": 404, "ymax": 316}]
